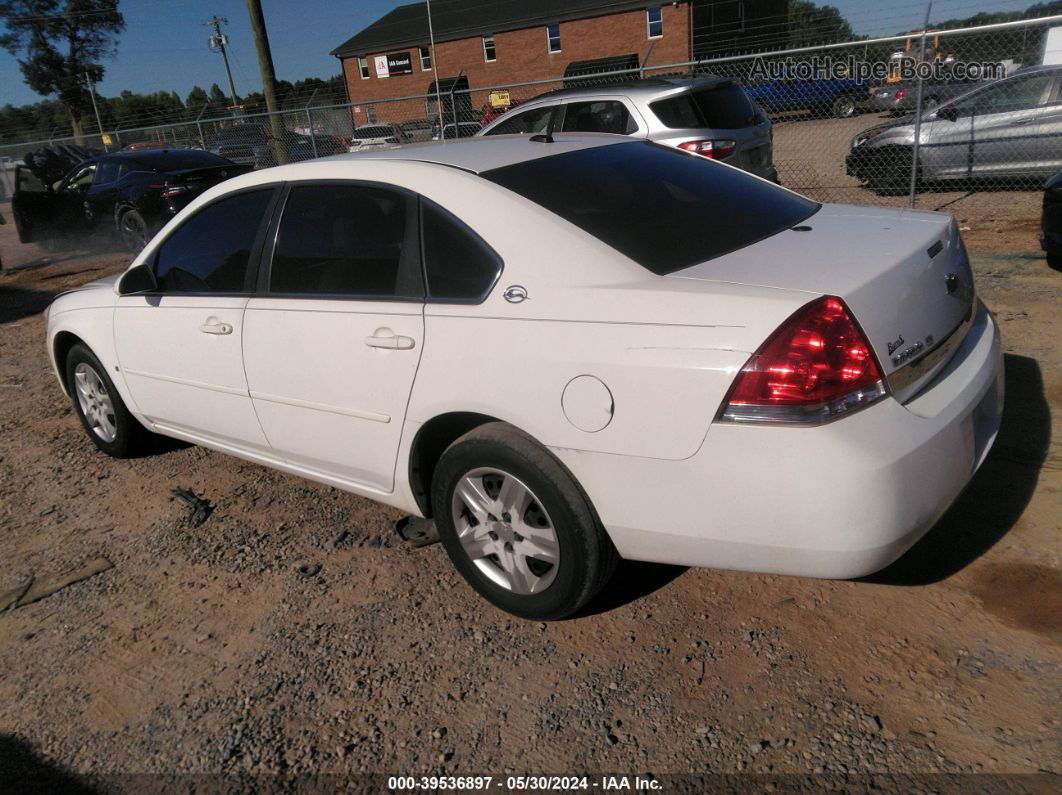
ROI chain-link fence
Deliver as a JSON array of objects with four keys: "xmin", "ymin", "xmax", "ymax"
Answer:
[{"xmin": 3, "ymin": 14, "xmax": 1061, "ymax": 222}]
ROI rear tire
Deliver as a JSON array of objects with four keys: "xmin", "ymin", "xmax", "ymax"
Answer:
[
  {"xmin": 832, "ymin": 95, "xmax": 857, "ymax": 118},
  {"xmin": 432, "ymin": 422, "xmax": 619, "ymax": 620},
  {"xmin": 65, "ymin": 343, "xmax": 151, "ymax": 458}
]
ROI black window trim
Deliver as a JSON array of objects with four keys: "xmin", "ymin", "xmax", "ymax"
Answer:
[
  {"xmin": 559, "ymin": 97, "xmax": 640, "ymax": 135},
  {"xmin": 258, "ymin": 179, "xmax": 426, "ymax": 303},
  {"xmin": 142, "ymin": 183, "xmax": 284, "ymax": 297},
  {"xmin": 419, "ymin": 195, "xmax": 504, "ymax": 305},
  {"xmin": 485, "ymin": 101, "xmax": 562, "ymax": 136}
]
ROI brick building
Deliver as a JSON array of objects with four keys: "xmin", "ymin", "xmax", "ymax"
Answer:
[{"xmin": 330, "ymin": 1, "xmax": 786, "ymax": 125}]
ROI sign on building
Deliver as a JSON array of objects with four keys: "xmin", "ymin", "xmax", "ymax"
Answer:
[
  {"xmin": 386, "ymin": 52, "xmax": 413, "ymax": 75},
  {"xmin": 373, "ymin": 51, "xmax": 413, "ymax": 78}
]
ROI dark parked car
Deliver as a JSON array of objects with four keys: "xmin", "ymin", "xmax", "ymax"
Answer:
[
  {"xmin": 207, "ymin": 124, "xmax": 270, "ymax": 166},
  {"xmin": 745, "ymin": 75, "xmax": 869, "ymax": 118},
  {"xmin": 255, "ymin": 133, "xmax": 347, "ymax": 167},
  {"xmin": 433, "ymin": 121, "xmax": 482, "ymax": 140},
  {"xmin": 11, "ymin": 149, "xmax": 249, "ymax": 251},
  {"xmin": 1041, "ymin": 170, "xmax": 1062, "ymax": 266}
]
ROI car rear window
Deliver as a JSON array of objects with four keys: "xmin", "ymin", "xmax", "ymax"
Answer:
[
  {"xmin": 481, "ymin": 141, "xmax": 818, "ymax": 275},
  {"xmin": 353, "ymin": 126, "xmax": 395, "ymax": 139},
  {"xmin": 651, "ymin": 85, "xmax": 762, "ymax": 130}
]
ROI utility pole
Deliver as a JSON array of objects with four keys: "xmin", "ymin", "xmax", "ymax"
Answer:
[
  {"xmin": 207, "ymin": 16, "xmax": 239, "ymax": 109},
  {"xmin": 245, "ymin": 0, "xmax": 288, "ymax": 164},
  {"xmin": 83, "ymin": 72, "xmax": 107, "ymax": 149}
]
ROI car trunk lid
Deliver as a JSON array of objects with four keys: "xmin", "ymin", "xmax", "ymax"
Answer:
[{"xmin": 670, "ymin": 204, "xmax": 976, "ymax": 402}]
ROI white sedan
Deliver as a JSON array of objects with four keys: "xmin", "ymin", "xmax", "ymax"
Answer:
[{"xmin": 45, "ymin": 135, "xmax": 1004, "ymax": 620}]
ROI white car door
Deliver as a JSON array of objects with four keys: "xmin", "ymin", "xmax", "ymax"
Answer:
[
  {"xmin": 242, "ymin": 183, "xmax": 425, "ymax": 492},
  {"xmin": 114, "ymin": 187, "xmax": 279, "ymax": 451}
]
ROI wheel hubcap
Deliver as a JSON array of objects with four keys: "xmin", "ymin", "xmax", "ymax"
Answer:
[
  {"xmin": 451, "ymin": 468, "xmax": 559, "ymax": 595},
  {"xmin": 73, "ymin": 363, "xmax": 117, "ymax": 443}
]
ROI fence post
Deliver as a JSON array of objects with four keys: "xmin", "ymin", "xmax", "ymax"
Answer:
[
  {"xmin": 909, "ymin": 0, "xmax": 934, "ymax": 208},
  {"xmin": 306, "ymin": 87, "xmax": 320, "ymax": 158},
  {"xmin": 307, "ymin": 107, "xmax": 318, "ymax": 157}
]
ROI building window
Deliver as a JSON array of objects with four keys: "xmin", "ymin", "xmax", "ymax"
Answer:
[
  {"xmin": 419, "ymin": 46, "xmax": 432, "ymax": 71},
  {"xmin": 647, "ymin": 6, "xmax": 663, "ymax": 39},
  {"xmin": 483, "ymin": 34, "xmax": 496, "ymax": 62},
  {"xmin": 358, "ymin": 56, "xmax": 370, "ymax": 79},
  {"xmin": 547, "ymin": 23, "xmax": 561, "ymax": 53}
]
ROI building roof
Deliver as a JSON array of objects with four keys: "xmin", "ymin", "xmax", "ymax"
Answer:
[{"xmin": 331, "ymin": 0, "xmax": 665, "ymax": 58}]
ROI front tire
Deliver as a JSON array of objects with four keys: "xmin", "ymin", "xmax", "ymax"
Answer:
[
  {"xmin": 432, "ymin": 423, "xmax": 618, "ymax": 620},
  {"xmin": 868, "ymin": 147, "xmax": 915, "ymax": 196},
  {"xmin": 117, "ymin": 209, "xmax": 150, "ymax": 253},
  {"xmin": 66, "ymin": 343, "xmax": 150, "ymax": 457}
]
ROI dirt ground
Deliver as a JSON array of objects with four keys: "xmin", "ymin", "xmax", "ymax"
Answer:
[{"xmin": 0, "ymin": 157, "xmax": 1059, "ymax": 792}]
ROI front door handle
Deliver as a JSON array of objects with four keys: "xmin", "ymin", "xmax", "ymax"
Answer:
[
  {"xmin": 199, "ymin": 320, "xmax": 233, "ymax": 335},
  {"xmin": 364, "ymin": 333, "xmax": 415, "ymax": 350}
]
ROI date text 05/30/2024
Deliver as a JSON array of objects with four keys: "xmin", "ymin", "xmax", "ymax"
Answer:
[{"xmin": 387, "ymin": 775, "xmax": 662, "ymax": 791}]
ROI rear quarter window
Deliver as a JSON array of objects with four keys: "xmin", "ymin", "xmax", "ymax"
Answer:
[
  {"xmin": 651, "ymin": 85, "xmax": 763, "ymax": 130},
  {"xmin": 482, "ymin": 141, "xmax": 817, "ymax": 275}
]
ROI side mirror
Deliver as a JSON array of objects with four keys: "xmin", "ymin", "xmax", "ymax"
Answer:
[
  {"xmin": 936, "ymin": 106, "xmax": 960, "ymax": 122},
  {"xmin": 117, "ymin": 263, "xmax": 157, "ymax": 295}
]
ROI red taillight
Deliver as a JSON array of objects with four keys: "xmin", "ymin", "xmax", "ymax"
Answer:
[
  {"xmin": 895, "ymin": 88, "xmax": 906, "ymax": 100},
  {"xmin": 678, "ymin": 139, "xmax": 736, "ymax": 159},
  {"xmin": 720, "ymin": 296, "xmax": 888, "ymax": 424},
  {"xmin": 160, "ymin": 184, "xmax": 189, "ymax": 199}
]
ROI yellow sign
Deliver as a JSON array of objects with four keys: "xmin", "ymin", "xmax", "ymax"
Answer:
[
  {"xmin": 101, "ymin": 134, "xmax": 113, "ymax": 146},
  {"xmin": 489, "ymin": 90, "xmax": 511, "ymax": 109}
]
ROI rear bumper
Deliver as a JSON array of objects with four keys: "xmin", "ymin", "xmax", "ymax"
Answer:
[{"xmin": 553, "ymin": 300, "xmax": 1003, "ymax": 579}]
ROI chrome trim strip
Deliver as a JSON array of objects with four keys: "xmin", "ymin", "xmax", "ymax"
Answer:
[
  {"xmin": 888, "ymin": 306, "xmax": 974, "ymax": 398},
  {"xmin": 123, "ymin": 368, "xmax": 247, "ymax": 397},
  {"xmin": 249, "ymin": 390, "xmax": 391, "ymax": 424}
]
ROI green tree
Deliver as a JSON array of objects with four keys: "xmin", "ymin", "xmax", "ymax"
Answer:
[
  {"xmin": 0, "ymin": 0, "xmax": 124, "ymax": 140},
  {"xmin": 788, "ymin": 1, "xmax": 855, "ymax": 48},
  {"xmin": 208, "ymin": 83, "xmax": 230, "ymax": 105}
]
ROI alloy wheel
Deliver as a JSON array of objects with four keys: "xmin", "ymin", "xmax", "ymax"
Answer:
[
  {"xmin": 120, "ymin": 213, "xmax": 147, "ymax": 252},
  {"xmin": 73, "ymin": 363, "xmax": 117, "ymax": 443},
  {"xmin": 451, "ymin": 468, "xmax": 560, "ymax": 595}
]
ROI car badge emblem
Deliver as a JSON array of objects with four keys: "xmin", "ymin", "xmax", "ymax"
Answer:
[
  {"xmin": 945, "ymin": 273, "xmax": 959, "ymax": 294},
  {"xmin": 503, "ymin": 285, "xmax": 528, "ymax": 303}
]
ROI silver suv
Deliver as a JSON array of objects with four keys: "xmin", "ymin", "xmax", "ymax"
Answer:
[{"xmin": 478, "ymin": 77, "xmax": 778, "ymax": 182}]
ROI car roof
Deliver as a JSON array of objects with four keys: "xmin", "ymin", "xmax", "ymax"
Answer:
[
  {"xmin": 86, "ymin": 149, "xmax": 215, "ymax": 163},
  {"xmin": 528, "ymin": 75, "xmax": 731, "ymax": 102},
  {"xmin": 308, "ymin": 134, "xmax": 628, "ymax": 174}
]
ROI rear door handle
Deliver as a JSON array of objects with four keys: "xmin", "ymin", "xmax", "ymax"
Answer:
[
  {"xmin": 199, "ymin": 321, "xmax": 233, "ymax": 335},
  {"xmin": 364, "ymin": 333, "xmax": 415, "ymax": 350}
]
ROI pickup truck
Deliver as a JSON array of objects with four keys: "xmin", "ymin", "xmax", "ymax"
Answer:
[{"xmin": 744, "ymin": 77, "xmax": 869, "ymax": 118}]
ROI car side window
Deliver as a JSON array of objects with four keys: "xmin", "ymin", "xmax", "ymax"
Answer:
[
  {"xmin": 953, "ymin": 73, "xmax": 1054, "ymax": 114},
  {"xmin": 16, "ymin": 166, "xmax": 46, "ymax": 194},
  {"xmin": 94, "ymin": 160, "xmax": 121, "ymax": 185},
  {"xmin": 486, "ymin": 105, "xmax": 553, "ymax": 135},
  {"xmin": 64, "ymin": 165, "xmax": 97, "ymax": 192},
  {"xmin": 561, "ymin": 101, "xmax": 637, "ymax": 134},
  {"xmin": 270, "ymin": 184, "xmax": 420, "ymax": 298},
  {"xmin": 154, "ymin": 188, "xmax": 274, "ymax": 293},
  {"xmin": 421, "ymin": 199, "xmax": 501, "ymax": 301}
]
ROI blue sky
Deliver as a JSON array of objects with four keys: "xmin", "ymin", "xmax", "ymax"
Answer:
[{"xmin": 0, "ymin": 0, "xmax": 1043, "ymax": 108}]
